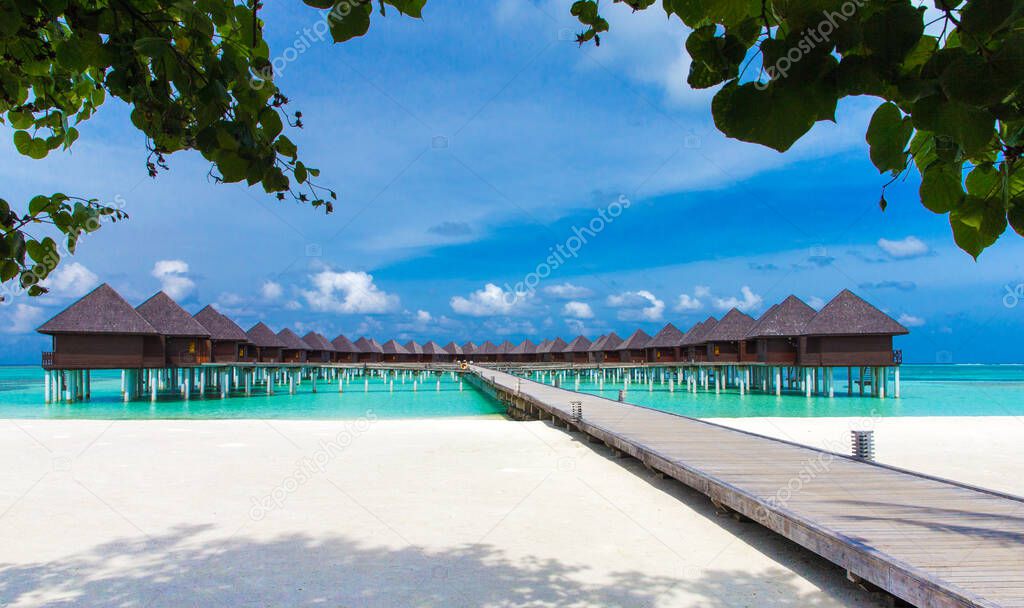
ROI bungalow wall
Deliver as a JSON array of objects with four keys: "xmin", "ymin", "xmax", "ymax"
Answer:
[
  {"xmin": 619, "ymin": 349, "xmax": 647, "ymax": 364},
  {"xmin": 47, "ymin": 334, "xmax": 147, "ymax": 369},
  {"xmin": 259, "ymin": 347, "xmax": 282, "ymax": 363},
  {"xmin": 142, "ymin": 336, "xmax": 164, "ymax": 368},
  {"xmin": 281, "ymin": 349, "xmax": 307, "ymax": 364},
  {"xmin": 799, "ymin": 335, "xmax": 896, "ymax": 366},
  {"xmin": 567, "ymin": 352, "xmax": 589, "ymax": 364},
  {"xmin": 646, "ymin": 347, "xmax": 681, "ymax": 363},
  {"xmin": 165, "ymin": 337, "xmax": 211, "ymax": 367},
  {"xmin": 357, "ymin": 352, "xmax": 381, "ymax": 363},
  {"xmin": 756, "ymin": 337, "xmax": 799, "ymax": 365},
  {"xmin": 307, "ymin": 350, "xmax": 331, "ymax": 363},
  {"xmin": 706, "ymin": 341, "xmax": 758, "ymax": 364},
  {"xmin": 333, "ymin": 352, "xmax": 358, "ymax": 363},
  {"xmin": 687, "ymin": 345, "xmax": 708, "ymax": 362}
]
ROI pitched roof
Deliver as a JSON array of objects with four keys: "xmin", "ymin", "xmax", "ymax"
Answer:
[
  {"xmin": 444, "ymin": 341, "xmax": 464, "ymax": 355},
  {"xmin": 135, "ymin": 292, "xmax": 210, "ymax": 337},
  {"xmin": 332, "ymin": 334, "xmax": 359, "ymax": 352},
  {"xmin": 37, "ymin": 283, "xmax": 157, "ymax": 335},
  {"xmin": 564, "ymin": 335, "xmax": 592, "ymax": 352},
  {"xmin": 404, "ymin": 340, "xmax": 424, "ymax": 355},
  {"xmin": 499, "ymin": 340, "xmax": 517, "ymax": 354},
  {"xmin": 247, "ymin": 322, "xmax": 286, "ymax": 348},
  {"xmin": 682, "ymin": 317, "xmax": 719, "ymax": 345},
  {"xmin": 194, "ymin": 305, "xmax": 248, "ymax": 341},
  {"xmin": 381, "ymin": 339, "xmax": 409, "ymax": 354},
  {"xmin": 423, "ymin": 341, "xmax": 446, "ymax": 355},
  {"xmin": 802, "ymin": 289, "xmax": 909, "ymax": 336},
  {"xmin": 539, "ymin": 337, "xmax": 568, "ymax": 353},
  {"xmin": 747, "ymin": 296, "xmax": 817, "ymax": 338},
  {"xmin": 647, "ymin": 323, "xmax": 685, "ymax": 348},
  {"xmin": 616, "ymin": 329, "xmax": 652, "ymax": 350},
  {"xmin": 600, "ymin": 332, "xmax": 623, "ymax": 350},
  {"xmin": 478, "ymin": 341, "xmax": 499, "ymax": 355},
  {"xmin": 587, "ymin": 334, "xmax": 608, "ymax": 352},
  {"xmin": 510, "ymin": 339, "xmax": 538, "ymax": 355},
  {"xmin": 302, "ymin": 331, "xmax": 336, "ymax": 351},
  {"xmin": 704, "ymin": 309, "xmax": 756, "ymax": 342},
  {"xmin": 354, "ymin": 337, "xmax": 383, "ymax": 353},
  {"xmin": 277, "ymin": 328, "xmax": 312, "ymax": 350},
  {"xmin": 461, "ymin": 341, "xmax": 478, "ymax": 355}
]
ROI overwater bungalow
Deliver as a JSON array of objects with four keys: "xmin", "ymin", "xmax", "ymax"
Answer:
[
  {"xmin": 302, "ymin": 332, "xmax": 336, "ymax": 363},
  {"xmin": 444, "ymin": 341, "xmax": 464, "ymax": 360},
  {"xmin": 194, "ymin": 305, "xmax": 255, "ymax": 363},
  {"xmin": 246, "ymin": 322, "xmax": 286, "ymax": 363},
  {"xmin": 422, "ymin": 340, "xmax": 448, "ymax": 362},
  {"xmin": 615, "ymin": 329, "xmax": 651, "ymax": 363},
  {"xmin": 331, "ymin": 334, "xmax": 360, "ymax": 363},
  {"xmin": 277, "ymin": 328, "xmax": 311, "ymax": 363},
  {"xmin": 563, "ymin": 335, "xmax": 592, "ymax": 364},
  {"xmin": 645, "ymin": 323, "xmax": 685, "ymax": 363},
  {"xmin": 586, "ymin": 334, "xmax": 608, "ymax": 363},
  {"xmin": 354, "ymin": 337, "xmax": 384, "ymax": 363},
  {"xmin": 799, "ymin": 289, "xmax": 908, "ymax": 366},
  {"xmin": 510, "ymin": 339, "xmax": 538, "ymax": 363},
  {"xmin": 136, "ymin": 291, "xmax": 212, "ymax": 367},
  {"xmin": 476, "ymin": 341, "xmax": 499, "ymax": 362},
  {"xmin": 404, "ymin": 340, "xmax": 425, "ymax": 363},
  {"xmin": 381, "ymin": 339, "xmax": 409, "ymax": 363},
  {"xmin": 38, "ymin": 283, "xmax": 159, "ymax": 370},
  {"xmin": 746, "ymin": 296, "xmax": 817, "ymax": 365},
  {"xmin": 599, "ymin": 332, "xmax": 624, "ymax": 363},
  {"xmin": 462, "ymin": 341, "xmax": 478, "ymax": 360},
  {"xmin": 704, "ymin": 309, "xmax": 757, "ymax": 363},
  {"xmin": 539, "ymin": 337, "xmax": 568, "ymax": 363},
  {"xmin": 682, "ymin": 317, "xmax": 717, "ymax": 362},
  {"xmin": 497, "ymin": 340, "xmax": 517, "ymax": 363}
]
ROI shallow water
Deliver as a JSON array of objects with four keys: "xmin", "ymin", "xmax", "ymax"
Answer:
[{"xmin": 1, "ymin": 365, "xmax": 1021, "ymax": 420}]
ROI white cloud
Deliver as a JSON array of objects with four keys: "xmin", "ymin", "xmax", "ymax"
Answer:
[
  {"xmin": 807, "ymin": 296, "xmax": 826, "ymax": 310},
  {"xmin": 6, "ymin": 304, "xmax": 45, "ymax": 333},
  {"xmin": 562, "ymin": 301, "xmax": 594, "ymax": 319},
  {"xmin": 40, "ymin": 262, "xmax": 99, "ymax": 299},
  {"xmin": 712, "ymin": 286, "xmax": 763, "ymax": 312},
  {"xmin": 898, "ymin": 313, "xmax": 926, "ymax": 327},
  {"xmin": 301, "ymin": 270, "xmax": 399, "ymax": 314},
  {"xmin": 284, "ymin": 300, "xmax": 302, "ymax": 311},
  {"xmin": 261, "ymin": 280, "xmax": 283, "ymax": 301},
  {"xmin": 607, "ymin": 290, "xmax": 664, "ymax": 321},
  {"xmin": 415, "ymin": 310, "xmax": 432, "ymax": 324},
  {"xmin": 151, "ymin": 259, "xmax": 195, "ymax": 300},
  {"xmin": 543, "ymin": 283, "xmax": 593, "ymax": 299},
  {"xmin": 485, "ymin": 318, "xmax": 537, "ymax": 336},
  {"xmin": 450, "ymin": 283, "xmax": 527, "ymax": 316},
  {"xmin": 694, "ymin": 285, "xmax": 711, "ymax": 298},
  {"xmin": 674, "ymin": 293, "xmax": 703, "ymax": 312},
  {"xmin": 878, "ymin": 236, "xmax": 929, "ymax": 259}
]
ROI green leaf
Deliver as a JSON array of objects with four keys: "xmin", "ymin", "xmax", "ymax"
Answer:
[
  {"xmin": 13, "ymin": 130, "xmax": 31, "ymax": 155},
  {"xmin": 8, "ymin": 110, "xmax": 33, "ymax": 130},
  {"xmin": 861, "ymin": 3, "xmax": 925, "ymax": 66},
  {"xmin": 866, "ymin": 102, "xmax": 912, "ymax": 174},
  {"xmin": 134, "ymin": 37, "xmax": 170, "ymax": 58},
  {"xmin": 712, "ymin": 80, "xmax": 834, "ymax": 153},
  {"xmin": 912, "ymin": 95, "xmax": 995, "ymax": 156},
  {"xmin": 384, "ymin": 0, "xmax": 425, "ymax": 17},
  {"xmin": 329, "ymin": 1, "xmax": 372, "ymax": 43},
  {"xmin": 960, "ymin": 0, "xmax": 1018, "ymax": 38},
  {"xmin": 919, "ymin": 163, "xmax": 964, "ymax": 213}
]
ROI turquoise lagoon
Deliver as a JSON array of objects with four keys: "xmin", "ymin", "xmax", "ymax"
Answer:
[{"xmin": 0, "ymin": 365, "xmax": 1021, "ymax": 420}]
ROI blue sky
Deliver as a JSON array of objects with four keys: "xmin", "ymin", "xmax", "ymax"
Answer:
[{"xmin": 2, "ymin": 0, "xmax": 1022, "ymax": 364}]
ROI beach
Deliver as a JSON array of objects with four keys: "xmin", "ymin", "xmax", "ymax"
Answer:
[{"xmin": 1, "ymin": 415, "xmax": 1018, "ymax": 607}]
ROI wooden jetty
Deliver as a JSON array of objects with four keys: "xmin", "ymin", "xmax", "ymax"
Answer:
[{"xmin": 469, "ymin": 365, "xmax": 1024, "ymax": 608}]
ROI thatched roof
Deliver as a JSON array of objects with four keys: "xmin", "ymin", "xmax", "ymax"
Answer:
[
  {"xmin": 194, "ymin": 305, "xmax": 248, "ymax": 341},
  {"xmin": 332, "ymin": 334, "xmax": 359, "ymax": 353},
  {"xmin": 444, "ymin": 341, "xmax": 464, "ymax": 355},
  {"xmin": 354, "ymin": 337, "xmax": 383, "ymax": 353},
  {"xmin": 478, "ymin": 341, "xmax": 499, "ymax": 355},
  {"xmin": 404, "ymin": 340, "xmax": 424, "ymax": 355},
  {"xmin": 587, "ymin": 335, "xmax": 608, "ymax": 352},
  {"xmin": 564, "ymin": 335, "xmax": 592, "ymax": 352},
  {"xmin": 747, "ymin": 296, "xmax": 816, "ymax": 338},
  {"xmin": 510, "ymin": 339, "xmax": 538, "ymax": 355},
  {"xmin": 461, "ymin": 341, "xmax": 478, "ymax": 355},
  {"xmin": 302, "ymin": 332, "xmax": 336, "ymax": 351},
  {"xmin": 616, "ymin": 329, "xmax": 652, "ymax": 350},
  {"xmin": 277, "ymin": 328, "xmax": 312, "ymax": 350},
  {"xmin": 647, "ymin": 323, "xmax": 685, "ymax": 348},
  {"xmin": 600, "ymin": 332, "xmax": 623, "ymax": 350},
  {"xmin": 247, "ymin": 322, "xmax": 286, "ymax": 348},
  {"xmin": 539, "ymin": 337, "xmax": 568, "ymax": 353},
  {"xmin": 135, "ymin": 291, "xmax": 210, "ymax": 337},
  {"xmin": 802, "ymin": 289, "xmax": 909, "ymax": 336},
  {"xmin": 499, "ymin": 340, "xmax": 517, "ymax": 354},
  {"xmin": 704, "ymin": 309, "xmax": 756, "ymax": 342},
  {"xmin": 38, "ymin": 283, "xmax": 157, "ymax": 335},
  {"xmin": 422, "ymin": 341, "xmax": 446, "ymax": 355},
  {"xmin": 682, "ymin": 317, "xmax": 718, "ymax": 345},
  {"xmin": 381, "ymin": 339, "xmax": 409, "ymax": 355}
]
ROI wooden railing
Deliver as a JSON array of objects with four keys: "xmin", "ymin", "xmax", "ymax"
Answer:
[
  {"xmin": 892, "ymin": 349, "xmax": 903, "ymax": 364},
  {"xmin": 41, "ymin": 351, "xmax": 54, "ymax": 368}
]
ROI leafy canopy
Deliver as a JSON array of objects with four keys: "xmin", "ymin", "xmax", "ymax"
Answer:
[{"xmin": 573, "ymin": 0, "xmax": 1024, "ymax": 258}]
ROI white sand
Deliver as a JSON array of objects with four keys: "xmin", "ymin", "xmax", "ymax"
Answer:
[{"xmin": 0, "ymin": 416, "xmax": 1017, "ymax": 607}]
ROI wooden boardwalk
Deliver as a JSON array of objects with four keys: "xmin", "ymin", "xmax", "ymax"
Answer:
[{"xmin": 470, "ymin": 366, "xmax": 1024, "ymax": 608}]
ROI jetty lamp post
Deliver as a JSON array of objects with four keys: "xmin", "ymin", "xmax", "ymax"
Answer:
[
  {"xmin": 850, "ymin": 430, "xmax": 875, "ymax": 461},
  {"xmin": 570, "ymin": 400, "xmax": 583, "ymax": 424}
]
